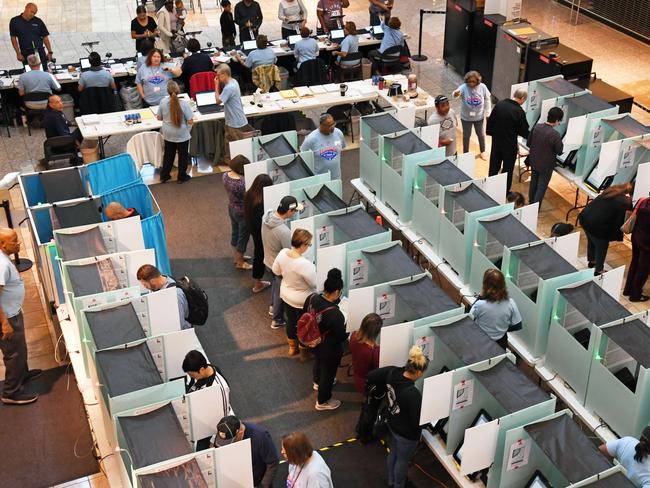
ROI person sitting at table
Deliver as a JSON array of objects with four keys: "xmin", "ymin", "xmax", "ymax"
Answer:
[
  {"xmin": 43, "ymin": 95, "xmax": 82, "ymax": 146},
  {"xmin": 136, "ymin": 38, "xmax": 155, "ymax": 70},
  {"xmin": 104, "ymin": 202, "xmax": 140, "ymax": 220},
  {"xmin": 235, "ymin": 34, "xmax": 277, "ymax": 70},
  {"xmin": 78, "ymin": 52, "xmax": 116, "ymax": 92},
  {"xmin": 131, "ymin": 5, "xmax": 158, "ymax": 53},
  {"xmin": 180, "ymin": 38, "xmax": 214, "ymax": 88},
  {"xmin": 18, "ymin": 54, "xmax": 60, "ymax": 109},
  {"xmin": 135, "ymin": 48, "xmax": 181, "ymax": 106},
  {"xmin": 278, "ymin": 0, "xmax": 307, "ymax": 39},
  {"xmin": 293, "ymin": 26, "xmax": 319, "ymax": 69},
  {"xmin": 332, "ymin": 21, "xmax": 358, "ymax": 66},
  {"xmin": 301, "ymin": 114, "xmax": 346, "ymax": 180},
  {"xmin": 368, "ymin": 16, "xmax": 404, "ymax": 72},
  {"xmin": 234, "ymin": 0, "xmax": 263, "ymax": 43}
]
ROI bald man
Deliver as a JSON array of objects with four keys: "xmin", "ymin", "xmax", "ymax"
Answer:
[
  {"xmin": 105, "ymin": 202, "xmax": 140, "ymax": 221},
  {"xmin": 0, "ymin": 229, "xmax": 41, "ymax": 405},
  {"xmin": 10, "ymin": 3, "xmax": 53, "ymax": 66},
  {"xmin": 43, "ymin": 95, "xmax": 82, "ymax": 147},
  {"xmin": 300, "ymin": 114, "xmax": 346, "ymax": 179}
]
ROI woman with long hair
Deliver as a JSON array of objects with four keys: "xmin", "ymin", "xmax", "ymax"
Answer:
[
  {"xmin": 578, "ymin": 182, "xmax": 634, "ymax": 274},
  {"xmin": 224, "ymin": 155, "xmax": 252, "ymax": 269},
  {"xmin": 470, "ymin": 268, "xmax": 522, "ymax": 349},
  {"xmin": 136, "ymin": 49, "xmax": 181, "ymax": 106},
  {"xmin": 244, "ymin": 173, "xmax": 273, "ymax": 293},
  {"xmin": 157, "ymin": 80, "xmax": 193, "ymax": 183},
  {"xmin": 349, "ymin": 312, "xmax": 382, "ymax": 393},
  {"xmin": 282, "ymin": 432, "xmax": 333, "ymax": 488},
  {"xmin": 600, "ymin": 426, "xmax": 650, "ymax": 487}
]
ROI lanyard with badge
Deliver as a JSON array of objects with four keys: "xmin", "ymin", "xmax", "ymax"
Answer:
[{"xmin": 286, "ymin": 466, "xmax": 302, "ymax": 488}]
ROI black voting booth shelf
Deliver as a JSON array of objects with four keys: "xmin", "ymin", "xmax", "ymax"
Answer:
[
  {"xmin": 448, "ymin": 183, "xmax": 498, "ymax": 214},
  {"xmin": 328, "ymin": 207, "xmax": 385, "ymax": 242},
  {"xmin": 260, "ymin": 134, "xmax": 296, "ymax": 159},
  {"xmin": 361, "ymin": 242, "xmax": 422, "ymax": 286},
  {"xmin": 434, "ymin": 315, "xmax": 506, "ymax": 366},
  {"xmin": 602, "ymin": 319, "xmax": 650, "ymax": 370},
  {"xmin": 271, "ymin": 155, "xmax": 314, "ymax": 182},
  {"xmin": 56, "ymin": 226, "xmax": 108, "ymax": 262},
  {"xmin": 583, "ymin": 472, "xmax": 637, "ymax": 488},
  {"xmin": 305, "ymin": 185, "xmax": 347, "ymax": 214},
  {"xmin": 388, "ymin": 131, "xmax": 432, "ymax": 156},
  {"xmin": 138, "ymin": 458, "xmax": 209, "ymax": 488},
  {"xmin": 66, "ymin": 256, "xmax": 124, "ymax": 297},
  {"xmin": 95, "ymin": 342, "xmax": 163, "ymax": 397},
  {"xmin": 421, "ymin": 159, "xmax": 472, "ymax": 188},
  {"xmin": 85, "ymin": 302, "xmax": 146, "ymax": 351},
  {"xmin": 39, "ymin": 168, "xmax": 88, "ymax": 204},
  {"xmin": 53, "ymin": 198, "xmax": 103, "ymax": 230},
  {"xmin": 364, "ymin": 112, "xmax": 407, "ymax": 136},
  {"xmin": 480, "ymin": 214, "xmax": 540, "ymax": 249},
  {"xmin": 559, "ymin": 281, "xmax": 630, "ymax": 328},
  {"xmin": 540, "ymin": 77, "xmax": 586, "ymax": 98},
  {"xmin": 390, "ymin": 275, "xmax": 459, "ymax": 322},
  {"xmin": 510, "ymin": 242, "xmax": 577, "ymax": 281}
]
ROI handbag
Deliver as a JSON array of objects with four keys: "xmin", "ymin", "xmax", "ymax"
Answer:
[{"xmin": 621, "ymin": 197, "xmax": 647, "ymax": 234}]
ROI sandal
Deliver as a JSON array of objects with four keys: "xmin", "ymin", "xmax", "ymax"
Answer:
[
  {"xmin": 252, "ymin": 281, "xmax": 271, "ymax": 293},
  {"xmin": 235, "ymin": 262, "xmax": 252, "ymax": 270},
  {"xmin": 630, "ymin": 295, "xmax": 649, "ymax": 302}
]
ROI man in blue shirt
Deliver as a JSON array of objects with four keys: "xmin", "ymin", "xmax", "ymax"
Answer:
[
  {"xmin": 78, "ymin": 51, "xmax": 116, "ymax": 91},
  {"xmin": 17, "ymin": 54, "xmax": 60, "ymax": 109},
  {"xmin": 301, "ymin": 114, "xmax": 347, "ymax": 179},
  {"xmin": 293, "ymin": 26, "xmax": 319, "ymax": 69},
  {"xmin": 0, "ymin": 228, "xmax": 42, "ymax": 405},
  {"xmin": 9, "ymin": 3, "xmax": 53, "ymax": 67},
  {"xmin": 214, "ymin": 63, "xmax": 253, "ymax": 164},
  {"xmin": 136, "ymin": 264, "xmax": 192, "ymax": 329},
  {"xmin": 601, "ymin": 427, "xmax": 650, "ymax": 488},
  {"xmin": 368, "ymin": 17, "xmax": 404, "ymax": 73},
  {"xmin": 235, "ymin": 34, "xmax": 277, "ymax": 70}
]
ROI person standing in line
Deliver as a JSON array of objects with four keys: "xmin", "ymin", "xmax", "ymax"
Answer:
[
  {"xmin": 486, "ymin": 88, "xmax": 529, "ymax": 192},
  {"xmin": 470, "ymin": 269, "xmax": 522, "ymax": 349},
  {"xmin": 244, "ymin": 173, "xmax": 273, "ymax": 294},
  {"xmin": 349, "ymin": 312, "xmax": 382, "ymax": 394},
  {"xmin": 427, "ymin": 95, "xmax": 459, "ymax": 157},
  {"xmin": 293, "ymin": 26, "xmax": 319, "ymax": 70},
  {"xmin": 623, "ymin": 197, "xmax": 650, "ymax": 302},
  {"xmin": 308, "ymin": 268, "xmax": 348, "ymax": 411},
  {"xmin": 0, "ymin": 228, "xmax": 42, "ymax": 405},
  {"xmin": 282, "ymin": 432, "xmax": 333, "ymax": 488},
  {"xmin": 278, "ymin": 0, "xmax": 308, "ymax": 39},
  {"xmin": 368, "ymin": 0, "xmax": 392, "ymax": 26},
  {"xmin": 453, "ymin": 70, "xmax": 491, "ymax": 159},
  {"xmin": 262, "ymin": 196, "xmax": 303, "ymax": 330},
  {"xmin": 578, "ymin": 183, "xmax": 633, "ymax": 275},
  {"xmin": 223, "ymin": 155, "xmax": 253, "ymax": 270},
  {"xmin": 527, "ymin": 107, "xmax": 564, "ymax": 207},
  {"xmin": 10, "ymin": 3, "xmax": 53, "ymax": 67},
  {"xmin": 135, "ymin": 49, "xmax": 181, "ymax": 106},
  {"xmin": 214, "ymin": 64, "xmax": 254, "ymax": 165},
  {"xmin": 234, "ymin": 0, "xmax": 263, "ymax": 43},
  {"xmin": 301, "ymin": 114, "xmax": 346, "ymax": 180},
  {"xmin": 156, "ymin": 0, "xmax": 177, "ymax": 54},
  {"xmin": 367, "ymin": 346, "xmax": 429, "ymax": 488},
  {"xmin": 220, "ymin": 0, "xmax": 237, "ymax": 47},
  {"xmin": 600, "ymin": 426, "xmax": 650, "ymax": 488},
  {"xmin": 131, "ymin": 5, "xmax": 158, "ymax": 53},
  {"xmin": 157, "ymin": 80, "xmax": 193, "ymax": 183},
  {"xmin": 316, "ymin": 0, "xmax": 349, "ymax": 33},
  {"xmin": 272, "ymin": 228, "xmax": 317, "ymax": 357}
]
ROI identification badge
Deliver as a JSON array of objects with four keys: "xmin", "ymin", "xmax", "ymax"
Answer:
[
  {"xmin": 153, "ymin": 86, "xmax": 161, "ymax": 92},
  {"xmin": 469, "ymin": 111, "xmax": 476, "ymax": 117}
]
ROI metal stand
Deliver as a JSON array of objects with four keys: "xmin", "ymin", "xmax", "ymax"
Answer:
[
  {"xmin": 1, "ymin": 200, "xmax": 33, "ymax": 272},
  {"xmin": 412, "ymin": 9, "xmax": 446, "ymax": 62}
]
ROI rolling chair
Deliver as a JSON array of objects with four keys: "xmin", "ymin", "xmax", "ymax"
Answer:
[
  {"xmin": 294, "ymin": 58, "xmax": 329, "ymax": 87},
  {"xmin": 376, "ymin": 45, "xmax": 402, "ymax": 75},
  {"xmin": 43, "ymin": 135, "xmax": 79, "ymax": 167},
  {"xmin": 22, "ymin": 91, "xmax": 51, "ymax": 135},
  {"xmin": 189, "ymin": 71, "xmax": 215, "ymax": 100},
  {"xmin": 79, "ymin": 86, "xmax": 116, "ymax": 115},
  {"xmin": 338, "ymin": 52, "xmax": 363, "ymax": 82}
]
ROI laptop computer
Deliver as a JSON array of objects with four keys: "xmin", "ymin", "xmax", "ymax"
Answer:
[
  {"xmin": 372, "ymin": 24, "xmax": 384, "ymax": 39},
  {"xmin": 288, "ymin": 34, "xmax": 302, "ymax": 48},
  {"xmin": 195, "ymin": 91, "xmax": 223, "ymax": 115},
  {"xmin": 329, "ymin": 29, "xmax": 345, "ymax": 44},
  {"xmin": 241, "ymin": 40, "xmax": 257, "ymax": 55},
  {"xmin": 80, "ymin": 57, "xmax": 91, "ymax": 71}
]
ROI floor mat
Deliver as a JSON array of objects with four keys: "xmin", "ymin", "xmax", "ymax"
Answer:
[{"xmin": 0, "ymin": 366, "xmax": 99, "ymax": 487}]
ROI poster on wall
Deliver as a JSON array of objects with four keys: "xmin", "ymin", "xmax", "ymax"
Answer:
[
  {"xmin": 506, "ymin": 438, "xmax": 531, "ymax": 471},
  {"xmin": 620, "ymin": 143, "xmax": 637, "ymax": 169},
  {"xmin": 415, "ymin": 335, "xmax": 434, "ymax": 360},
  {"xmin": 452, "ymin": 379, "xmax": 474, "ymax": 410},
  {"xmin": 317, "ymin": 225, "xmax": 333, "ymax": 248},
  {"xmin": 591, "ymin": 124, "xmax": 604, "ymax": 148},
  {"xmin": 376, "ymin": 293, "xmax": 395, "ymax": 320},
  {"xmin": 349, "ymin": 259, "xmax": 368, "ymax": 287}
]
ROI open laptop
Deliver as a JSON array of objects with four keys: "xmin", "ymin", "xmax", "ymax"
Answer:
[
  {"xmin": 241, "ymin": 40, "xmax": 257, "ymax": 55},
  {"xmin": 329, "ymin": 29, "xmax": 345, "ymax": 44},
  {"xmin": 195, "ymin": 91, "xmax": 223, "ymax": 115},
  {"xmin": 80, "ymin": 57, "xmax": 91, "ymax": 71},
  {"xmin": 288, "ymin": 34, "xmax": 302, "ymax": 48},
  {"xmin": 372, "ymin": 24, "xmax": 384, "ymax": 39}
]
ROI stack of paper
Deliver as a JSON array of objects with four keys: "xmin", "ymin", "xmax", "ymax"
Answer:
[
  {"xmin": 311, "ymin": 85, "xmax": 327, "ymax": 94},
  {"xmin": 323, "ymin": 83, "xmax": 339, "ymax": 93},
  {"xmin": 110, "ymin": 63, "xmax": 127, "ymax": 75},
  {"xmin": 280, "ymin": 89, "xmax": 299, "ymax": 99},
  {"xmin": 295, "ymin": 86, "xmax": 313, "ymax": 97},
  {"xmin": 55, "ymin": 72, "xmax": 73, "ymax": 81}
]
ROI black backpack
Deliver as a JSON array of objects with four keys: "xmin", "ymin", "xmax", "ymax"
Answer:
[{"xmin": 167, "ymin": 276, "xmax": 209, "ymax": 326}]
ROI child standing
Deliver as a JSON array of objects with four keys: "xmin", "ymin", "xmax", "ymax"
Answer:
[{"xmin": 220, "ymin": 0, "xmax": 237, "ymax": 48}]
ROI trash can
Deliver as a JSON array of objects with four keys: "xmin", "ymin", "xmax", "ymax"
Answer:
[
  {"xmin": 351, "ymin": 108, "xmax": 361, "ymax": 140},
  {"xmin": 362, "ymin": 58, "xmax": 372, "ymax": 80},
  {"xmin": 80, "ymin": 139, "xmax": 100, "ymax": 164},
  {"xmin": 278, "ymin": 67, "xmax": 290, "ymax": 90},
  {"xmin": 120, "ymin": 83, "xmax": 143, "ymax": 110}
]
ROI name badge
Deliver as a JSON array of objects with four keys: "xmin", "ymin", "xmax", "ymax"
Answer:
[
  {"xmin": 469, "ymin": 111, "xmax": 476, "ymax": 117},
  {"xmin": 154, "ymin": 86, "xmax": 161, "ymax": 92}
]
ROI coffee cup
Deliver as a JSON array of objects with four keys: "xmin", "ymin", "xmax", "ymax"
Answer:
[{"xmin": 339, "ymin": 84, "xmax": 348, "ymax": 96}]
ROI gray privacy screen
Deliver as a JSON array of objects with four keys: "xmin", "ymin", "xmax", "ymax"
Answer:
[
  {"xmin": 53, "ymin": 199, "xmax": 103, "ymax": 229},
  {"xmin": 540, "ymin": 78, "xmax": 583, "ymax": 97},
  {"xmin": 388, "ymin": 131, "xmax": 432, "ymax": 155},
  {"xmin": 511, "ymin": 243, "xmax": 576, "ymax": 280},
  {"xmin": 603, "ymin": 116, "xmax": 650, "ymax": 138},
  {"xmin": 118, "ymin": 403, "xmax": 192, "ymax": 470},
  {"xmin": 449, "ymin": 184, "xmax": 498, "ymax": 213},
  {"xmin": 95, "ymin": 342, "xmax": 163, "ymax": 397},
  {"xmin": 274, "ymin": 155, "xmax": 315, "ymax": 181},
  {"xmin": 362, "ymin": 243, "xmax": 421, "ymax": 284},
  {"xmin": 56, "ymin": 226, "xmax": 108, "ymax": 261},
  {"xmin": 392, "ymin": 276, "xmax": 457, "ymax": 318},
  {"xmin": 566, "ymin": 93, "xmax": 613, "ymax": 114},
  {"xmin": 434, "ymin": 316, "xmax": 505, "ymax": 365},
  {"xmin": 364, "ymin": 112, "xmax": 407, "ymax": 135},
  {"xmin": 602, "ymin": 319, "xmax": 650, "ymax": 368},
  {"xmin": 559, "ymin": 281, "xmax": 630, "ymax": 326},
  {"xmin": 261, "ymin": 135, "xmax": 294, "ymax": 158},
  {"xmin": 328, "ymin": 208, "xmax": 385, "ymax": 241},
  {"xmin": 66, "ymin": 258, "xmax": 122, "ymax": 297},
  {"xmin": 421, "ymin": 160, "xmax": 472, "ymax": 187},
  {"xmin": 306, "ymin": 185, "xmax": 346, "ymax": 213},
  {"xmin": 39, "ymin": 169, "xmax": 87, "ymax": 203},
  {"xmin": 85, "ymin": 302, "xmax": 145, "ymax": 351},
  {"xmin": 138, "ymin": 459, "xmax": 209, "ymax": 488},
  {"xmin": 481, "ymin": 214, "xmax": 539, "ymax": 248},
  {"xmin": 586, "ymin": 472, "xmax": 636, "ymax": 488},
  {"xmin": 525, "ymin": 415, "xmax": 612, "ymax": 483},
  {"xmin": 473, "ymin": 358, "xmax": 550, "ymax": 414}
]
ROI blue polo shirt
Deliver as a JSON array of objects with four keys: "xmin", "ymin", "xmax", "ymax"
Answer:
[
  {"xmin": 244, "ymin": 47, "xmax": 277, "ymax": 70},
  {"xmin": 379, "ymin": 22, "xmax": 404, "ymax": 53},
  {"xmin": 79, "ymin": 68, "xmax": 114, "ymax": 88},
  {"xmin": 294, "ymin": 38, "xmax": 319, "ymax": 68}
]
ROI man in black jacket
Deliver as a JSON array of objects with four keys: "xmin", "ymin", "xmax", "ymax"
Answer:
[
  {"xmin": 486, "ymin": 89, "xmax": 529, "ymax": 192},
  {"xmin": 528, "ymin": 107, "xmax": 564, "ymax": 207},
  {"xmin": 234, "ymin": 0, "xmax": 262, "ymax": 43}
]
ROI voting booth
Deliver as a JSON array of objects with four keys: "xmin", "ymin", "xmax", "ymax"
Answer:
[
  {"xmin": 410, "ymin": 155, "xmax": 475, "ymax": 253},
  {"xmin": 437, "ymin": 177, "xmax": 510, "ymax": 282},
  {"xmin": 232, "ymin": 130, "xmax": 299, "ymax": 172},
  {"xmin": 290, "ymin": 205, "xmax": 390, "ymax": 288},
  {"xmin": 514, "ymin": 76, "xmax": 586, "ymax": 130},
  {"xmin": 359, "ymin": 111, "xmax": 409, "ymax": 195},
  {"xmin": 243, "ymin": 152, "xmax": 317, "ymax": 190},
  {"xmin": 469, "ymin": 206, "xmax": 540, "ymax": 294},
  {"xmin": 502, "ymin": 237, "xmax": 593, "ymax": 357},
  {"xmin": 545, "ymin": 271, "xmax": 629, "ymax": 403},
  {"xmin": 262, "ymin": 174, "xmax": 334, "ymax": 214},
  {"xmin": 585, "ymin": 311, "xmax": 650, "ymax": 437},
  {"xmin": 498, "ymin": 411, "xmax": 614, "ymax": 488}
]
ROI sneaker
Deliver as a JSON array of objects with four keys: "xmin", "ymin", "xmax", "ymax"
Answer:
[
  {"xmin": 315, "ymin": 399, "xmax": 341, "ymax": 410},
  {"xmin": 24, "ymin": 369, "xmax": 43, "ymax": 382},
  {"xmin": 1, "ymin": 393, "xmax": 38, "ymax": 405},
  {"xmin": 270, "ymin": 321, "xmax": 285, "ymax": 330},
  {"xmin": 313, "ymin": 378, "xmax": 338, "ymax": 390},
  {"xmin": 235, "ymin": 262, "xmax": 253, "ymax": 270},
  {"xmin": 268, "ymin": 306, "xmax": 273, "ymax": 317}
]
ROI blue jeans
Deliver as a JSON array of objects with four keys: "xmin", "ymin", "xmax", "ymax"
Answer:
[
  {"xmin": 387, "ymin": 428, "xmax": 419, "ymax": 488},
  {"xmin": 228, "ymin": 207, "xmax": 250, "ymax": 254},
  {"xmin": 271, "ymin": 272, "xmax": 285, "ymax": 324},
  {"xmin": 528, "ymin": 169, "xmax": 553, "ymax": 208}
]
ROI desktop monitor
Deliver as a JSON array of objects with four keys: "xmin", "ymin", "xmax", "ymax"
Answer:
[
  {"xmin": 242, "ymin": 40, "xmax": 257, "ymax": 51},
  {"xmin": 452, "ymin": 409, "xmax": 493, "ymax": 466},
  {"xmin": 524, "ymin": 470, "xmax": 553, "ymax": 488}
]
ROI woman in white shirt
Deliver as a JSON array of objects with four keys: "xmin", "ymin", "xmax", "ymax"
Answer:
[
  {"xmin": 272, "ymin": 228, "xmax": 317, "ymax": 356},
  {"xmin": 278, "ymin": 0, "xmax": 308, "ymax": 39},
  {"xmin": 283, "ymin": 431, "xmax": 333, "ymax": 488}
]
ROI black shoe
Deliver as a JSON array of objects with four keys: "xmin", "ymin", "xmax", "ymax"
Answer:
[
  {"xmin": 630, "ymin": 295, "xmax": 650, "ymax": 302},
  {"xmin": 24, "ymin": 369, "xmax": 43, "ymax": 382},
  {"xmin": 1, "ymin": 393, "xmax": 38, "ymax": 405},
  {"xmin": 160, "ymin": 175, "xmax": 171, "ymax": 183},
  {"xmin": 177, "ymin": 175, "xmax": 191, "ymax": 184}
]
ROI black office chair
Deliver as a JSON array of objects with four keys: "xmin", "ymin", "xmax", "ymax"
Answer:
[
  {"xmin": 327, "ymin": 104, "xmax": 355, "ymax": 143},
  {"xmin": 338, "ymin": 52, "xmax": 363, "ymax": 82},
  {"xmin": 43, "ymin": 135, "xmax": 79, "ymax": 168},
  {"xmin": 377, "ymin": 45, "xmax": 402, "ymax": 75},
  {"xmin": 294, "ymin": 58, "xmax": 329, "ymax": 87},
  {"xmin": 22, "ymin": 91, "xmax": 51, "ymax": 135},
  {"xmin": 79, "ymin": 86, "xmax": 116, "ymax": 115},
  {"xmin": 259, "ymin": 111, "xmax": 297, "ymax": 136}
]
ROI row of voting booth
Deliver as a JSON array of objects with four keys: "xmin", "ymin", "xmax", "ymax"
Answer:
[
  {"xmin": 352, "ymin": 106, "xmax": 650, "ymax": 486},
  {"xmin": 19, "ymin": 154, "xmax": 255, "ymax": 488}
]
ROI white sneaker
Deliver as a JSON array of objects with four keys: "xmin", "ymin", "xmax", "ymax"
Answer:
[
  {"xmin": 315, "ymin": 399, "xmax": 341, "ymax": 410},
  {"xmin": 313, "ymin": 378, "xmax": 337, "ymax": 390},
  {"xmin": 268, "ymin": 306, "xmax": 273, "ymax": 317},
  {"xmin": 270, "ymin": 321, "xmax": 284, "ymax": 330}
]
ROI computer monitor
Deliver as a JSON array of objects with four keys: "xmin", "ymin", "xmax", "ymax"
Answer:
[
  {"xmin": 242, "ymin": 40, "xmax": 257, "ymax": 51},
  {"xmin": 288, "ymin": 34, "xmax": 302, "ymax": 46},
  {"xmin": 80, "ymin": 57, "xmax": 91, "ymax": 70},
  {"xmin": 452, "ymin": 409, "xmax": 493, "ymax": 466},
  {"xmin": 584, "ymin": 159, "xmax": 613, "ymax": 194},
  {"xmin": 195, "ymin": 91, "xmax": 216, "ymax": 107},
  {"xmin": 524, "ymin": 470, "xmax": 552, "ymax": 488}
]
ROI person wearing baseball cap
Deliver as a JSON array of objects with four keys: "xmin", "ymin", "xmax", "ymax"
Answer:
[
  {"xmin": 212, "ymin": 415, "xmax": 279, "ymax": 488},
  {"xmin": 600, "ymin": 425, "xmax": 650, "ymax": 487},
  {"xmin": 427, "ymin": 94, "xmax": 459, "ymax": 158}
]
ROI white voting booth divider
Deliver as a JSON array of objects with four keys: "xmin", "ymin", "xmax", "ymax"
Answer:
[
  {"xmin": 633, "ymin": 162, "xmax": 650, "ymax": 202},
  {"xmin": 263, "ymin": 173, "xmax": 332, "ymax": 213},
  {"xmin": 243, "ymin": 151, "xmax": 316, "ymax": 191},
  {"xmin": 54, "ymin": 216, "xmax": 145, "ymax": 258},
  {"xmin": 379, "ymin": 322, "xmax": 415, "ymax": 367}
]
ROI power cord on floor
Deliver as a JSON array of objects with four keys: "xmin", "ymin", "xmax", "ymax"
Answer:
[{"xmin": 413, "ymin": 462, "xmax": 450, "ymax": 488}]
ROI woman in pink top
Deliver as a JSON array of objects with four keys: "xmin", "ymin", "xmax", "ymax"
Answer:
[{"xmin": 349, "ymin": 313, "xmax": 382, "ymax": 393}]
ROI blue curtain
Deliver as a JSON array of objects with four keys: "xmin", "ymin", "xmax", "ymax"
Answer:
[
  {"xmin": 21, "ymin": 174, "xmax": 48, "ymax": 207},
  {"xmin": 142, "ymin": 213, "xmax": 171, "ymax": 275},
  {"xmin": 86, "ymin": 153, "xmax": 142, "ymax": 195},
  {"xmin": 100, "ymin": 183, "xmax": 155, "ymax": 218},
  {"xmin": 31, "ymin": 206, "xmax": 54, "ymax": 244}
]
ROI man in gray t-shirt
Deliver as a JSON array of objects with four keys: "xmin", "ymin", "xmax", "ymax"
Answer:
[
  {"xmin": 301, "ymin": 114, "xmax": 347, "ymax": 179},
  {"xmin": 427, "ymin": 95, "xmax": 458, "ymax": 157},
  {"xmin": 0, "ymin": 228, "xmax": 41, "ymax": 405},
  {"xmin": 17, "ymin": 54, "xmax": 60, "ymax": 109}
]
